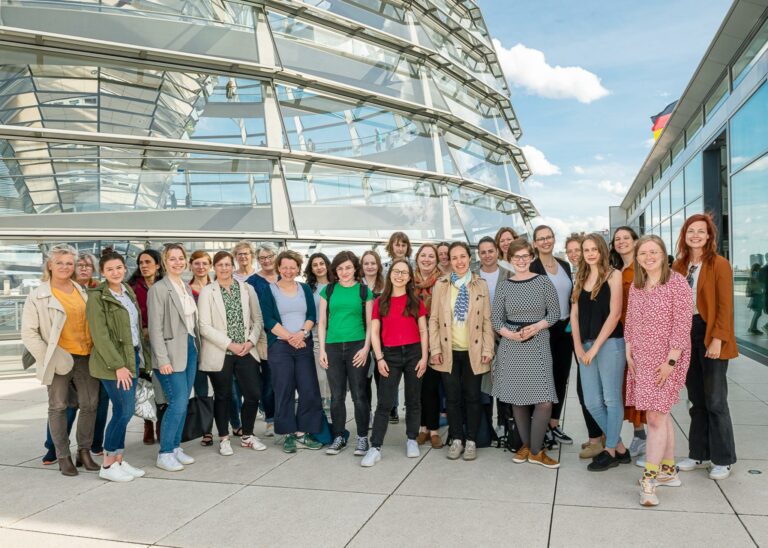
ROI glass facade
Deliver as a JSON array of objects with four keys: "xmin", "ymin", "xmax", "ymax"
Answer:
[{"xmin": 0, "ymin": 0, "xmax": 536, "ymax": 340}]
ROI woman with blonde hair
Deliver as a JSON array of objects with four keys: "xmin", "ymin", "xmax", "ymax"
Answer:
[
  {"xmin": 148, "ymin": 243, "xmax": 200, "ymax": 472},
  {"xmin": 625, "ymin": 235, "xmax": 692, "ymax": 505},
  {"xmin": 232, "ymin": 241, "xmax": 257, "ymax": 283},
  {"xmin": 571, "ymin": 234, "xmax": 630, "ymax": 471},
  {"xmin": 22, "ymin": 244, "xmax": 100, "ymax": 476}
]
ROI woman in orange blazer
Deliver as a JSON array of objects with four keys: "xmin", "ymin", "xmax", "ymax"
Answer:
[{"xmin": 671, "ymin": 213, "xmax": 737, "ymax": 481}]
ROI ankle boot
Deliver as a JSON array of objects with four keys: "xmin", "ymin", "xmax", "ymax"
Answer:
[
  {"xmin": 76, "ymin": 448, "xmax": 100, "ymax": 471},
  {"xmin": 144, "ymin": 419, "xmax": 155, "ymax": 445},
  {"xmin": 59, "ymin": 456, "xmax": 78, "ymax": 476}
]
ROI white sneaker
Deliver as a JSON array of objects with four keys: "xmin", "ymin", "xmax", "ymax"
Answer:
[
  {"xmin": 219, "ymin": 438, "xmax": 234, "ymax": 456},
  {"xmin": 629, "ymin": 436, "xmax": 647, "ymax": 457},
  {"xmin": 119, "ymin": 461, "xmax": 145, "ymax": 478},
  {"xmin": 677, "ymin": 458, "xmax": 710, "ymax": 471},
  {"xmin": 99, "ymin": 463, "xmax": 134, "ymax": 482},
  {"xmin": 494, "ymin": 425, "xmax": 506, "ymax": 439},
  {"xmin": 173, "ymin": 448, "xmax": 195, "ymax": 465},
  {"xmin": 361, "ymin": 447, "xmax": 381, "ymax": 467},
  {"xmin": 406, "ymin": 439, "xmax": 420, "ymax": 458},
  {"xmin": 709, "ymin": 464, "xmax": 732, "ymax": 480},
  {"xmin": 634, "ymin": 456, "xmax": 646, "ymax": 468},
  {"xmin": 156, "ymin": 453, "xmax": 184, "ymax": 472},
  {"xmin": 265, "ymin": 423, "xmax": 274, "ymax": 437},
  {"xmin": 242, "ymin": 435, "xmax": 267, "ymax": 451}
]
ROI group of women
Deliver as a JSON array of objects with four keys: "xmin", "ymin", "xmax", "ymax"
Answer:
[{"xmin": 21, "ymin": 215, "xmax": 738, "ymax": 507}]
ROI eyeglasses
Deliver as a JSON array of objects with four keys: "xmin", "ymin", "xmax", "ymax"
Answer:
[
  {"xmin": 511, "ymin": 254, "xmax": 531, "ymax": 262},
  {"xmin": 535, "ymin": 235, "xmax": 554, "ymax": 243},
  {"xmin": 390, "ymin": 269, "xmax": 410, "ymax": 277},
  {"xmin": 257, "ymin": 254, "xmax": 275, "ymax": 261},
  {"xmin": 686, "ymin": 264, "xmax": 698, "ymax": 288}
]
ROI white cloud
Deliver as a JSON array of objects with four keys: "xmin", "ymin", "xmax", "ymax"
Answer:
[
  {"xmin": 532, "ymin": 215, "xmax": 610, "ymax": 251},
  {"xmin": 643, "ymin": 137, "xmax": 655, "ymax": 148},
  {"xmin": 521, "ymin": 145, "xmax": 561, "ymax": 176},
  {"xmin": 597, "ymin": 179, "xmax": 628, "ymax": 195},
  {"xmin": 573, "ymin": 165, "xmax": 586, "ymax": 175},
  {"xmin": 526, "ymin": 179, "xmax": 544, "ymax": 189},
  {"xmin": 493, "ymin": 39, "xmax": 610, "ymax": 104},
  {"xmin": 594, "ymin": 154, "xmax": 605, "ymax": 161}
]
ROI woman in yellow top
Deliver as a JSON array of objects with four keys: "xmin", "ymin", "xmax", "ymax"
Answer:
[
  {"xmin": 21, "ymin": 244, "xmax": 101, "ymax": 476},
  {"xmin": 429, "ymin": 242, "xmax": 495, "ymax": 461}
]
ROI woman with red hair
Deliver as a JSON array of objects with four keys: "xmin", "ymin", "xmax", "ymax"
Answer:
[{"xmin": 671, "ymin": 214, "xmax": 737, "ymax": 480}]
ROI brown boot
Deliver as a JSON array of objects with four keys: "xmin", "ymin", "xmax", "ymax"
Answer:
[
  {"xmin": 144, "ymin": 420, "xmax": 155, "ymax": 445},
  {"xmin": 76, "ymin": 448, "xmax": 100, "ymax": 471},
  {"xmin": 59, "ymin": 456, "xmax": 78, "ymax": 476}
]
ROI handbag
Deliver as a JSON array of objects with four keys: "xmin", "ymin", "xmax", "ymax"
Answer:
[
  {"xmin": 22, "ymin": 348, "xmax": 36, "ymax": 369},
  {"xmin": 134, "ymin": 377, "xmax": 157, "ymax": 422},
  {"xmin": 181, "ymin": 395, "xmax": 214, "ymax": 442},
  {"xmin": 314, "ymin": 410, "xmax": 350, "ymax": 446}
]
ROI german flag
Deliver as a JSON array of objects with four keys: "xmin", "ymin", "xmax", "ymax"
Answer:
[{"xmin": 651, "ymin": 101, "xmax": 677, "ymax": 140}]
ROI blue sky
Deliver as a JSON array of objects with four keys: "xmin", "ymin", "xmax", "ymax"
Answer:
[{"xmin": 479, "ymin": 0, "xmax": 732, "ymax": 247}]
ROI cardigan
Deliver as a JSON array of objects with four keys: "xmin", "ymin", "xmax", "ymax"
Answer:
[
  {"xmin": 672, "ymin": 254, "xmax": 738, "ymax": 360},
  {"xmin": 259, "ymin": 281, "xmax": 316, "ymax": 347}
]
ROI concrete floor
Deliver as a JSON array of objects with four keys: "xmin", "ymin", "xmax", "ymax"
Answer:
[{"xmin": 0, "ymin": 355, "xmax": 766, "ymax": 548}]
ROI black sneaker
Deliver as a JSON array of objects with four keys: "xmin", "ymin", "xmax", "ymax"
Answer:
[
  {"xmin": 587, "ymin": 450, "xmax": 619, "ymax": 472},
  {"xmin": 389, "ymin": 408, "xmax": 399, "ymax": 424},
  {"xmin": 615, "ymin": 448, "xmax": 631, "ymax": 464},
  {"xmin": 325, "ymin": 435, "xmax": 347, "ymax": 455},
  {"xmin": 550, "ymin": 426, "xmax": 573, "ymax": 445},
  {"xmin": 543, "ymin": 429, "xmax": 557, "ymax": 450}
]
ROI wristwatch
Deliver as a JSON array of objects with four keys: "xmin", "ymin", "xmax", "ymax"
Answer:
[
  {"xmin": 667, "ymin": 358, "xmax": 676, "ymax": 367},
  {"xmin": 302, "ymin": 329, "xmax": 310, "ymax": 338}
]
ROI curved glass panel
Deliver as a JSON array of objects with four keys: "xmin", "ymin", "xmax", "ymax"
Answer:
[
  {"xmin": 445, "ymin": 132, "xmax": 521, "ymax": 193},
  {"xmin": 276, "ymin": 84, "xmax": 455, "ymax": 174},
  {"xmin": 269, "ymin": 11, "xmax": 427, "ymax": 105},
  {"xmin": 282, "ymin": 160, "xmax": 465, "ymax": 240},
  {"xmin": 452, "ymin": 188, "xmax": 526, "ymax": 244},
  {"xmin": 294, "ymin": 0, "xmax": 413, "ymax": 42},
  {"xmin": 0, "ymin": 45, "xmax": 275, "ymax": 147},
  {"xmin": 0, "ymin": 0, "xmax": 258, "ymax": 63}
]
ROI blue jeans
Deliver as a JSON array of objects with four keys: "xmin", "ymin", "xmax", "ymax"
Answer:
[
  {"xmin": 579, "ymin": 338, "xmax": 626, "ymax": 449},
  {"xmin": 155, "ymin": 335, "xmax": 197, "ymax": 454},
  {"xmin": 100, "ymin": 351, "xmax": 139, "ymax": 456}
]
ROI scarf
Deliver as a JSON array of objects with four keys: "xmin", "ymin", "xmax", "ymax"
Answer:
[
  {"xmin": 451, "ymin": 271, "xmax": 471, "ymax": 325},
  {"xmin": 414, "ymin": 269, "xmax": 440, "ymax": 311}
]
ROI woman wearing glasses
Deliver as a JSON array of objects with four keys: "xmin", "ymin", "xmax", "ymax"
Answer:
[
  {"xmin": 493, "ymin": 239, "xmax": 561, "ymax": 468},
  {"xmin": 672, "ymin": 214, "xmax": 737, "ymax": 480},
  {"xmin": 530, "ymin": 225, "xmax": 574, "ymax": 449},
  {"xmin": 232, "ymin": 241, "xmax": 257, "ymax": 283},
  {"xmin": 625, "ymin": 235, "xmax": 692, "ymax": 506}
]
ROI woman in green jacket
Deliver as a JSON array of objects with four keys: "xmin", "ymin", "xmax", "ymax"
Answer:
[{"xmin": 87, "ymin": 248, "xmax": 151, "ymax": 482}]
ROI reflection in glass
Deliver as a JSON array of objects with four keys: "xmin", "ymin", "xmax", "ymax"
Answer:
[
  {"xmin": 684, "ymin": 153, "xmax": 702, "ymax": 204},
  {"xmin": 276, "ymin": 84, "xmax": 455, "ymax": 174},
  {"xmin": 730, "ymin": 81, "xmax": 768, "ymax": 173},
  {"xmin": 445, "ymin": 132, "xmax": 520, "ymax": 193},
  {"xmin": 670, "ymin": 172, "xmax": 684, "ymax": 214},
  {"xmin": 730, "ymin": 153, "xmax": 768, "ymax": 351},
  {"xmin": 452, "ymin": 189, "xmax": 526, "ymax": 244},
  {"xmin": 732, "ymin": 18, "xmax": 768, "ymax": 88},
  {"xmin": 294, "ymin": 0, "xmax": 413, "ymax": 42}
]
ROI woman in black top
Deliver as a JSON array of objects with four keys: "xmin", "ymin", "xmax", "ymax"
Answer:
[{"xmin": 570, "ymin": 233, "xmax": 630, "ymax": 471}]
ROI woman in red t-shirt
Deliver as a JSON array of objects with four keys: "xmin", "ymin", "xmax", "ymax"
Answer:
[{"xmin": 362, "ymin": 258, "xmax": 428, "ymax": 467}]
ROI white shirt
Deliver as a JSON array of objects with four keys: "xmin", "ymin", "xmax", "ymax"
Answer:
[
  {"xmin": 110, "ymin": 284, "xmax": 140, "ymax": 346},
  {"xmin": 172, "ymin": 280, "xmax": 197, "ymax": 335},
  {"xmin": 546, "ymin": 263, "xmax": 572, "ymax": 320},
  {"xmin": 479, "ymin": 268, "xmax": 500, "ymax": 304}
]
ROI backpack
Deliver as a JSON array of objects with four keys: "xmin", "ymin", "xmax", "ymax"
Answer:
[{"xmin": 324, "ymin": 282, "xmax": 368, "ymax": 327}]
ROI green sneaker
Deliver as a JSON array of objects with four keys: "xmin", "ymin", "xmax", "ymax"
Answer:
[
  {"xmin": 296, "ymin": 434, "xmax": 323, "ymax": 450},
  {"xmin": 283, "ymin": 434, "xmax": 297, "ymax": 454}
]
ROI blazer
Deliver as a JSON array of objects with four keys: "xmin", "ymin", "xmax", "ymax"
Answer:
[
  {"xmin": 86, "ymin": 282, "xmax": 152, "ymax": 380},
  {"xmin": 672, "ymin": 254, "xmax": 738, "ymax": 360},
  {"xmin": 259, "ymin": 281, "xmax": 316, "ymax": 348},
  {"xmin": 530, "ymin": 256, "xmax": 572, "ymax": 279},
  {"xmin": 428, "ymin": 273, "xmax": 495, "ymax": 375},
  {"xmin": 197, "ymin": 280, "xmax": 266, "ymax": 372},
  {"xmin": 147, "ymin": 276, "xmax": 200, "ymax": 372},
  {"xmin": 21, "ymin": 281, "xmax": 89, "ymax": 386}
]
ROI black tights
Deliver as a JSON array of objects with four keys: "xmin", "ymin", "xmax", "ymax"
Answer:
[{"xmin": 513, "ymin": 402, "xmax": 552, "ymax": 456}]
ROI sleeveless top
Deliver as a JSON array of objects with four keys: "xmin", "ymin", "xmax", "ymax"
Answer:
[{"xmin": 578, "ymin": 282, "xmax": 623, "ymax": 341}]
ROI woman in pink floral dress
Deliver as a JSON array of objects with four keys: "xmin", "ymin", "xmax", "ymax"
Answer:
[{"xmin": 625, "ymin": 235, "xmax": 692, "ymax": 507}]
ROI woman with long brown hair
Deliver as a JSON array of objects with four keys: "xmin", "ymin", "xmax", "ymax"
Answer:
[
  {"xmin": 571, "ymin": 234, "xmax": 630, "ymax": 471},
  {"xmin": 672, "ymin": 213, "xmax": 737, "ymax": 480}
]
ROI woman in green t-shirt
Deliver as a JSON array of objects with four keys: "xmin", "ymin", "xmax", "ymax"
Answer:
[{"xmin": 319, "ymin": 251, "xmax": 374, "ymax": 457}]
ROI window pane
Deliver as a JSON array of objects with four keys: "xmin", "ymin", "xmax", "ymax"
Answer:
[
  {"xmin": 685, "ymin": 109, "xmax": 703, "ymax": 144},
  {"xmin": 732, "ymin": 18, "xmax": 768, "ymax": 88},
  {"xmin": 659, "ymin": 183, "xmax": 670, "ymax": 221},
  {"xmin": 672, "ymin": 136, "xmax": 685, "ymax": 163},
  {"xmin": 670, "ymin": 172, "xmax": 684, "ymax": 213},
  {"xmin": 0, "ymin": 0, "xmax": 258, "ymax": 63},
  {"xmin": 684, "ymin": 153, "xmax": 702, "ymax": 204},
  {"xmin": 452, "ymin": 190, "xmax": 527, "ymax": 244},
  {"xmin": 704, "ymin": 76, "xmax": 729, "ymax": 121},
  {"xmin": 660, "ymin": 154, "xmax": 671, "ymax": 176},
  {"xmin": 670, "ymin": 208, "xmax": 684, "ymax": 253},
  {"xmin": 730, "ymin": 152, "xmax": 768, "ymax": 351},
  {"xmin": 295, "ymin": 0, "xmax": 412, "ymax": 42},
  {"xmin": 686, "ymin": 196, "xmax": 703, "ymax": 217},
  {"xmin": 444, "ymin": 132, "xmax": 521, "ymax": 193},
  {"xmin": 730, "ymin": 81, "xmax": 768, "ymax": 173}
]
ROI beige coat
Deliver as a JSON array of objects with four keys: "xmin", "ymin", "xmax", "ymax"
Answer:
[
  {"xmin": 428, "ymin": 273, "xmax": 495, "ymax": 375},
  {"xmin": 197, "ymin": 280, "xmax": 266, "ymax": 372},
  {"xmin": 147, "ymin": 277, "xmax": 200, "ymax": 372},
  {"xmin": 21, "ymin": 281, "xmax": 89, "ymax": 386}
]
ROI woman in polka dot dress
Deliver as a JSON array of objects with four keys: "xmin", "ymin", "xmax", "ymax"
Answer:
[{"xmin": 624, "ymin": 235, "xmax": 692, "ymax": 507}]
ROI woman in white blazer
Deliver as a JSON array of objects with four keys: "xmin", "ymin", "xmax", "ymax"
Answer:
[
  {"xmin": 198, "ymin": 251, "xmax": 268, "ymax": 456},
  {"xmin": 21, "ymin": 243, "xmax": 100, "ymax": 476},
  {"xmin": 147, "ymin": 243, "xmax": 200, "ymax": 472}
]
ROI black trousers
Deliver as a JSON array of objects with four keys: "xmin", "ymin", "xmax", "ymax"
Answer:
[
  {"xmin": 550, "ymin": 319, "xmax": 574, "ymax": 421},
  {"xmin": 208, "ymin": 354, "xmax": 261, "ymax": 437},
  {"xmin": 270, "ymin": 338, "xmax": 323, "ymax": 436},
  {"xmin": 371, "ymin": 343, "xmax": 423, "ymax": 447},
  {"xmin": 687, "ymin": 315, "xmax": 737, "ymax": 466},
  {"xmin": 420, "ymin": 366, "xmax": 442, "ymax": 430},
  {"xmin": 441, "ymin": 350, "xmax": 482, "ymax": 443},
  {"xmin": 326, "ymin": 340, "xmax": 370, "ymax": 438}
]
